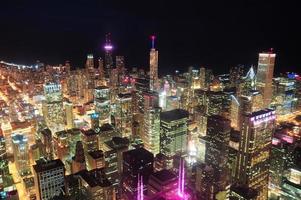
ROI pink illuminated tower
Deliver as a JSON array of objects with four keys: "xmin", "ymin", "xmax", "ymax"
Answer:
[{"xmin": 149, "ymin": 35, "xmax": 159, "ymax": 91}]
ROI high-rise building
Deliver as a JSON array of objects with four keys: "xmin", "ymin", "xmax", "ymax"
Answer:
[
  {"xmin": 115, "ymin": 93, "xmax": 132, "ymax": 138},
  {"xmin": 64, "ymin": 102, "xmax": 74, "ymax": 129},
  {"xmin": 42, "ymin": 83, "xmax": 65, "ymax": 132},
  {"xmin": 147, "ymin": 169, "xmax": 178, "ymax": 200},
  {"xmin": 149, "ymin": 36, "xmax": 159, "ymax": 91},
  {"xmin": 160, "ymin": 109, "xmax": 189, "ymax": 167},
  {"xmin": 116, "ymin": 56, "xmax": 125, "ymax": 83},
  {"xmin": 103, "ymin": 137, "xmax": 129, "ymax": 190},
  {"xmin": 142, "ymin": 107, "xmax": 161, "ymax": 155},
  {"xmin": 40, "ymin": 128, "xmax": 53, "ymax": 160},
  {"xmin": 0, "ymin": 130, "xmax": 9, "ymax": 178},
  {"xmin": 201, "ymin": 115, "xmax": 231, "ymax": 199},
  {"xmin": 256, "ymin": 50, "xmax": 276, "ymax": 108},
  {"xmin": 33, "ymin": 159, "xmax": 66, "ymax": 200},
  {"xmin": 122, "ymin": 148, "xmax": 154, "ymax": 200},
  {"xmin": 235, "ymin": 109, "xmax": 276, "ymax": 199},
  {"xmin": 12, "ymin": 133, "xmax": 31, "ymax": 177},
  {"xmin": 85, "ymin": 54, "xmax": 94, "ymax": 70},
  {"xmin": 71, "ymin": 141, "xmax": 86, "ymax": 174},
  {"xmin": 76, "ymin": 169, "xmax": 115, "ymax": 200},
  {"xmin": 81, "ymin": 129, "xmax": 99, "ymax": 153},
  {"xmin": 104, "ymin": 33, "xmax": 114, "ymax": 81},
  {"xmin": 94, "ymin": 86, "xmax": 111, "ymax": 125}
]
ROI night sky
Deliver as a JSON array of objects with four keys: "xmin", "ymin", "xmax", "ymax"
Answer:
[{"xmin": 0, "ymin": 0, "xmax": 300, "ymax": 75}]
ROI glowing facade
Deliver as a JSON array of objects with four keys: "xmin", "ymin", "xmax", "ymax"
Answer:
[
  {"xmin": 94, "ymin": 86, "xmax": 111, "ymax": 125},
  {"xmin": 12, "ymin": 133, "xmax": 30, "ymax": 176},
  {"xmin": 149, "ymin": 36, "xmax": 159, "ymax": 91},
  {"xmin": 42, "ymin": 83, "xmax": 65, "ymax": 132},
  {"xmin": 235, "ymin": 109, "xmax": 275, "ymax": 199},
  {"xmin": 160, "ymin": 109, "xmax": 189, "ymax": 167},
  {"xmin": 115, "ymin": 93, "xmax": 132, "ymax": 138},
  {"xmin": 256, "ymin": 51, "xmax": 276, "ymax": 108},
  {"xmin": 33, "ymin": 159, "xmax": 66, "ymax": 200}
]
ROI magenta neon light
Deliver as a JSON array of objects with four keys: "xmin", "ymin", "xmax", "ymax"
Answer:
[
  {"xmin": 137, "ymin": 174, "xmax": 143, "ymax": 200},
  {"xmin": 104, "ymin": 45, "xmax": 113, "ymax": 50}
]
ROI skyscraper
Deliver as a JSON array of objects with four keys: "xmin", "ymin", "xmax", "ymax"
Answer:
[
  {"xmin": 149, "ymin": 36, "xmax": 159, "ymax": 91},
  {"xmin": 104, "ymin": 33, "xmax": 114, "ymax": 81},
  {"xmin": 64, "ymin": 102, "xmax": 74, "ymax": 129},
  {"xmin": 33, "ymin": 159, "xmax": 66, "ymax": 200},
  {"xmin": 160, "ymin": 109, "xmax": 189, "ymax": 168},
  {"xmin": 94, "ymin": 86, "xmax": 111, "ymax": 125},
  {"xmin": 235, "ymin": 109, "xmax": 276, "ymax": 199},
  {"xmin": 256, "ymin": 50, "xmax": 276, "ymax": 108},
  {"xmin": 122, "ymin": 148, "xmax": 154, "ymax": 200},
  {"xmin": 202, "ymin": 115, "xmax": 231, "ymax": 199},
  {"xmin": 42, "ymin": 83, "xmax": 65, "ymax": 132},
  {"xmin": 85, "ymin": 54, "xmax": 94, "ymax": 70},
  {"xmin": 12, "ymin": 133, "xmax": 31, "ymax": 176}
]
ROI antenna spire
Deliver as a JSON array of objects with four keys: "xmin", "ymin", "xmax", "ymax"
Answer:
[{"xmin": 151, "ymin": 35, "xmax": 156, "ymax": 49}]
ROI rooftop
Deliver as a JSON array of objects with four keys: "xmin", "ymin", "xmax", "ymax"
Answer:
[
  {"xmin": 160, "ymin": 109, "xmax": 189, "ymax": 122},
  {"xmin": 33, "ymin": 158, "xmax": 64, "ymax": 173},
  {"xmin": 150, "ymin": 169, "xmax": 177, "ymax": 185},
  {"xmin": 81, "ymin": 129, "xmax": 97, "ymax": 137},
  {"xmin": 123, "ymin": 147, "xmax": 154, "ymax": 163},
  {"xmin": 77, "ymin": 169, "xmax": 111, "ymax": 188},
  {"xmin": 88, "ymin": 150, "xmax": 104, "ymax": 159}
]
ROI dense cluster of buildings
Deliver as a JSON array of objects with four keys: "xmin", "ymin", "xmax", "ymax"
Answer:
[{"xmin": 0, "ymin": 35, "xmax": 301, "ymax": 200}]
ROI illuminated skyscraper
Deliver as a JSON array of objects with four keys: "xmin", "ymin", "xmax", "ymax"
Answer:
[
  {"xmin": 115, "ymin": 93, "xmax": 133, "ymax": 138},
  {"xmin": 0, "ymin": 131, "xmax": 9, "ymax": 177},
  {"xmin": 149, "ymin": 36, "xmax": 159, "ymax": 91},
  {"xmin": 33, "ymin": 159, "xmax": 66, "ymax": 200},
  {"xmin": 256, "ymin": 50, "xmax": 276, "ymax": 108},
  {"xmin": 160, "ymin": 109, "xmax": 189, "ymax": 168},
  {"xmin": 42, "ymin": 83, "xmax": 65, "ymax": 132},
  {"xmin": 201, "ymin": 115, "xmax": 231, "ymax": 199},
  {"xmin": 12, "ymin": 133, "xmax": 31, "ymax": 176},
  {"xmin": 104, "ymin": 33, "xmax": 114, "ymax": 80},
  {"xmin": 122, "ymin": 148, "xmax": 154, "ymax": 200},
  {"xmin": 140, "ymin": 91, "xmax": 160, "ymax": 155},
  {"xmin": 64, "ymin": 102, "xmax": 74, "ymax": 129},
  {"xmin": 85, "ymin": 54, "xmax": 94, "ymax": 70},
  {"xmin": 94, "ymin": 86, "xmax": 111, "ymax": 125},
  {"xmin": 98, "ymin": 57, "xmax": 105, "ymax": 82},
  {"xmin": 142, "ymin": 107, "xmax": 161, "ymax": 155},
  {"xmin": 71, "ymin": 141, "xmax": 86, "ymax": 174},
  {"xmin": 235, "ymin": 109, "xmax": 276, "ymax": 199}
]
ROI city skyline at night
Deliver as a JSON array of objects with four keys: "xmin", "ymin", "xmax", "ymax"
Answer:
[{"xmin": 1, "ymin": 1, "xmax": 301, "ymax": 200}]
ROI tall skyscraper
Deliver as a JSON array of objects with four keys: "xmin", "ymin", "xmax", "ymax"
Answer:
[
  {"xmin": 71, "ymin": 141, "xmax": 86, "ymax": 174},
  {"xmin": 94, "ymin": 86, "xmax": 111, "ymax": 125},
  {"xmin": 142, "ymin": 107, "xmax": 161, "ymax": 155},
  {"xmin": 12, "ymin": 133, "xmax": 31, "ymax": 176},
  {"xmin": 115, "ymin": 93, "xmax": 133, "ymax": 138},
  {"xmin": 42, "ymin": 83, "xmax": 65, "ymax": 132},
  {"xmin": 64, "ymin": 102, "xmax": 74, "ymax": 129},
  {"xmin": 122, "ymin": 148, "xmax": 154, "ymax": 200},
  {"xmin": 256, "ymin": 50, "xmax": 276, "ymax": 108},
  {"xmin": 104, "ymin": 33, "xmax": 114, "ymax": 80},
  {"xmin": 85, "ymin": 54, "xmax": 94, "ymax": 70},
  {"xmin": 160, "ymin": 109, "xmax": 189, "ymax": 168},
  {"xmin": 33, "ymin": 159, "xmax": 66, "ymax": 200},
  {"xmin": 98, "ymin": 57, "xmax": 105, "ymax": 82},
  {"xmin": 202, "ymin": 115, "xmax": 231, "ymax": 199},
  {"xmin": 149, "ymin": 35, "xmax": 159, "ymax": 91},
  {"xmin": 235, "ymin": 109, "xmax": 276, "ymax": 199}
]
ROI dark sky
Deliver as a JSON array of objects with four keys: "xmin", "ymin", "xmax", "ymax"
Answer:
[{"xmin": 0, "ymin": 0, "xmax": 300, "ymax": 75}]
